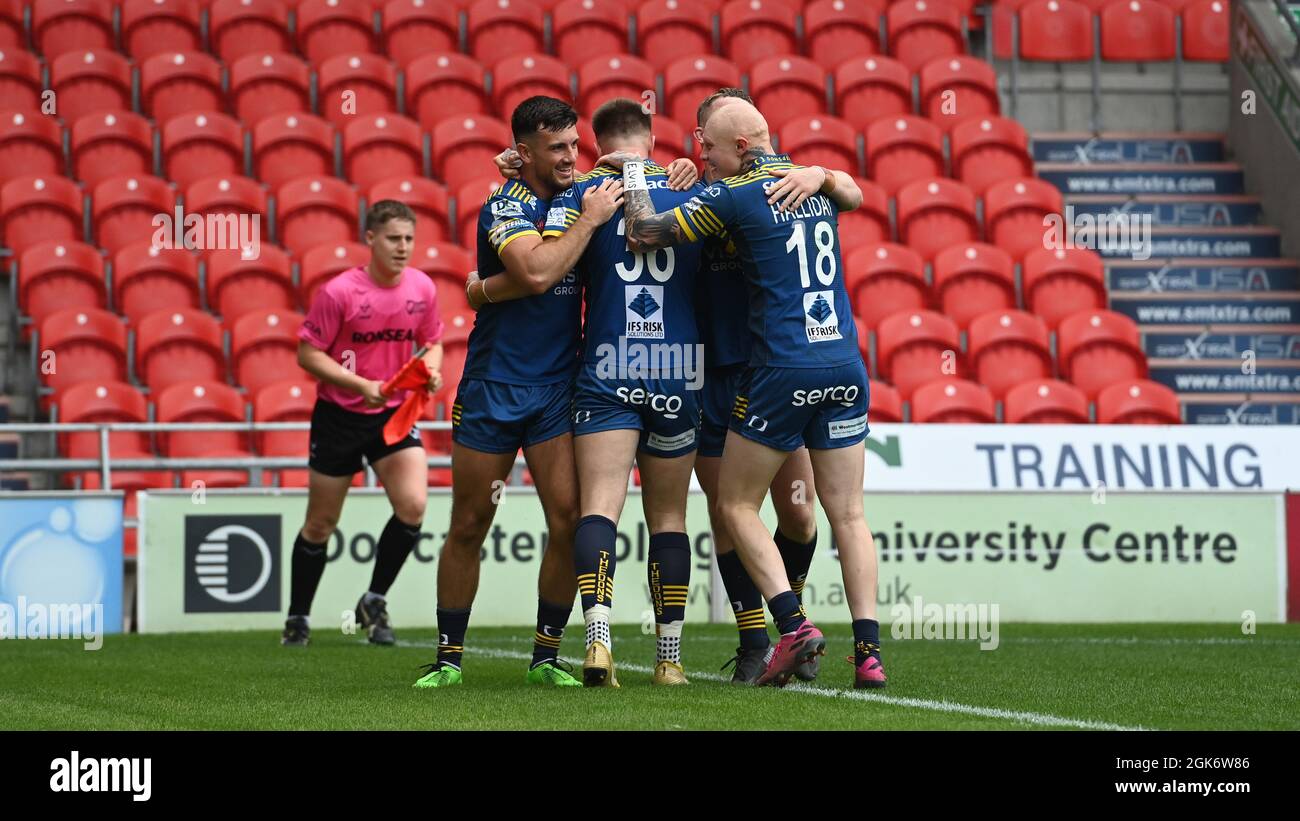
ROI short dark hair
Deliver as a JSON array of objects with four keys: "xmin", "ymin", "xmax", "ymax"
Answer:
[
  {"xmin": 365, "ymin": 200, "xmax": 416, "ymax": 232},
  {"xmin": 696, "ymin": 87, "xmax": 754, "ymax": 128},
  {"xmin": 510, "ymin": 95, "xmax": 578, "ymax": 143},
  {"xmin": 591, "ymin": 98, "xmax": 651, "ymax": 142}
]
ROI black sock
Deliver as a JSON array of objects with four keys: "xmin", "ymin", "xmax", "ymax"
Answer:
[
  {"xmin": 289, "ymin": 532, "xmax": 328, "ymax": 617},
  {"xmin": 368, "ymin": 514, "xmax": 421, "ymax": 596},
  {"xmin": 575, "ymin": 515, "xmax": 617, "ymax": 613},
  {"xmin": 853, "ymin": 618, "xmax": 882, "ymax": 666},
  {"xmin": 648, "ymin": 532, "xmax": 690, "ymax": 664},
  {"xmin": 436, "ymin": 607, "xmax": 470, "ymax": 669},
  {"xmin": 775, "ymin": 529, "xmax": 817, "ymax": 603},
  {"xmin": 716, "ymin": 549, "xmax": 769, "ymax": 650},
  {"xmin": 768, "ymin": 590, "xmax": 806, "ymax": 635},
  {"xmin": 531, "ymin": 598, "xmax": 572, "ymax": 667}
]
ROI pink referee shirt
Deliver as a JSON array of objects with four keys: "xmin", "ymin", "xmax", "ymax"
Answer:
[{"xmin": 298, "ymin": 266, "xmax": 444, "ymax": 414}]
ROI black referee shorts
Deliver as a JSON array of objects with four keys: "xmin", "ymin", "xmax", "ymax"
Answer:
[{"xmin": 307, "ymin": 398, "xmax": 423, "ymax": 477}]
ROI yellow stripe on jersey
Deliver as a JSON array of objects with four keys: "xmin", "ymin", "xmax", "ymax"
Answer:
[{"xmin": 493, "ymin": 227, "xmax": 538, "ymax": 254}]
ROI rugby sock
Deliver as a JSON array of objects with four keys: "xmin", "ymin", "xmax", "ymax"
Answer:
[
  {"xmin": 769, "ymin": 590, "xmax": 807, "ymax": 636},
  {"xmin": 288, "ymin": 532, "xmax": 328, "ymax": 617},
  {"xmin": 369, "ymin": 515, "xmax": 422, "ymax": 596},
  {"xmin": 531, "ymin": 598, "xmax": 572, "ymax": 668},
  {"xmin": 716, "ymin": 549, "xmax": 770, "ymax": 650},
  {"xmin": 435, "ymin": 607, "xmax": 470, "ymax": 669},
  {"xmin": 853, "ymin": 618, "xmax": 883, "ymax": 666},
  {"xmin": 575, "ymin": 515, "xmax": 617, "ymax": 648},
  {"xmin": 648, "ymin": 532, "xmax": 690, "ymax": 665},
  {"xmin": 775, "ymin": 529, "xmax": 817, "ymax": 603}
]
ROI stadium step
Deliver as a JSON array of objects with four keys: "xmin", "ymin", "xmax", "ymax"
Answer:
[
  {"xmin": 1146, "ymin": 359, "xmax": 1300, "ymax": 397},
  {"xmin": 1030, "ymin": 132, "xmax": 1227, "ymax": 164},
  {"xmin": 1180, "ymin": 395, "xmax": 1300, "ymax": 424},
  {"xmin": 1089, "ymin": 227, "xmax": 1281, "ymax": 259},
  {"xmin": 1035, "ymin": 162, "xmax": 1245, "ymax": 195},
  {"xmin": 1107, "ymin": 259, "xmax": 1300, "ymax": 293},
  {"xmin": 1063, "ymin": 195, "xmax": 1261, "ymax": 227},
  {"xmin": 1110, "ymin": 291, "xmax": 1300, "ymax": 326},
  {"xmin": 1138, "ymin": 324, "xmax": 1300, "ymax": 361}
]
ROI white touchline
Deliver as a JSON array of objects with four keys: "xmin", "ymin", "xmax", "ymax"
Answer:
[{"xmin": 392, "ymin": 640, "xmax": 1148, "ymax": 731}]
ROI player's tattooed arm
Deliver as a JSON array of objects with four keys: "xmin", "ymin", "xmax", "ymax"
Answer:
[{"xmin": 622, "ymin": 186, "xmax": 689, "ymax": 253}]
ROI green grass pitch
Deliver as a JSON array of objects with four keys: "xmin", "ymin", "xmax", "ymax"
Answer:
[{"xmin": 3, "ymin": 623, "xmax": 1298, "ymax": 730}]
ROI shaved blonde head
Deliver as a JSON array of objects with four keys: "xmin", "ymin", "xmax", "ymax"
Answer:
[{"xmin": 700, "ymin": 101, "xmax": 774, "ymax": 180}]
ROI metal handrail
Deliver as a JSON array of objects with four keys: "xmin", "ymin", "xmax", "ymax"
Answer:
[{"xmin": 1268, "ymin": 0, "xmax": 1300, "ymax": 63}]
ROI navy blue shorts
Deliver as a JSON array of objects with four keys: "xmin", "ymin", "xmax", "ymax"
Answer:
[
  {"xmin": 572, "ymin": 365, "xmax": 701, "ymax": 457},
  {"xmin": 728, "ymin": 361, "xmax": 870, "ymax": 452},
  {"xmin": 699, "ymin": 364, "xmax": 745, "ymax": 458},
  {"xmin": 451, "ymin": 377, "xmax": 572, "ymax": 454}
]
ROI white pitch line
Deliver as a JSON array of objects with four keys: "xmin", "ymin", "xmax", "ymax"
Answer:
[{"xmin": 393, "ymin": 639, "xmax": 1147, "ymax": 731}]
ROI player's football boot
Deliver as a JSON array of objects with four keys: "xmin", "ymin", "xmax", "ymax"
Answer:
[
  {"xmin": 793, "ymin": 652, "xmax": 821, "ymax": 682},
  {"xmin": 526, "ymin": 659, "xmax": 582, "ymax": 687},
  {"xmin": 851, "ymin": 648, "xmax": 887, "ymax": 689},
  {"xmin": 280, "ymin": 616, "xmax": 310, "ymax": 647},
  {"xmin": 355, "ymin": 595, "xmax": 395, "ymax": 645},
  {"xmin": 583, "ymin": 641, "xmax": 620, "ymax": 688},
  {"xmin": 413, "ymin": 662, "xmax": 463, "ymax": 688},
  {"xmin": 720, "ymin": 646, "xmax": 771, "ymax": 685},
  {"xmin": 755, "ymin": 621, "xmax": 826, "ymax": 687},
  {"xmin": 652, "ymin": 660, "xmax": 689, "ymax": 685}
]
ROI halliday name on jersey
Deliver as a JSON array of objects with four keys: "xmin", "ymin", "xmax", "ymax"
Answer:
[{"xmin": 763, "ymin": 188, "xmax": 843, "ymax": 345}]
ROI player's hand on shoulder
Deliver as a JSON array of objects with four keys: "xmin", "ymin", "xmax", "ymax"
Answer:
[
  {"xmin": 665, "ymin": 158, "xmax": 699, "ymax": 190},
  {"xmin": 595, "ymin": 150, "xmax": 642, "ymax": 171},
  {"xmin": 361, "ymin": 379, "xmax": 388, "ymax": 408},
  {"xmin": 493, "ymin": 148, "xmax": 522, "ymax": 180},
  {"xmin": 765, "ymin": 165, "xmax": 827, "ymax": 212},
  {"xmin": 581, "ymin": 177, "xmax": 625, "ymax": 225}
]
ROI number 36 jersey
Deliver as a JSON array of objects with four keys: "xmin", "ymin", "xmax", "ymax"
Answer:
[
  {"xmin": 543, "ymin": 164, "xmax": 705, "ymax": 364},
  {"xmin": 666, "ymin": 153, "xmax": 861, "ymax": 369}
]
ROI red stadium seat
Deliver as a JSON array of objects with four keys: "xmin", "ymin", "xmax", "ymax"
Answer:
[
  {"xmin": 575, "ymin": 116, "xmax": 599, "ymax": 171},
  {"xmin": 834, "ymin": 55, "xmax": 912, "ymax": 131},
  {"xmin": 206, "ymin": 245, "xmax": 296, "ymax": 322},
  {"xmin": 578, "ymin": 54, "xmax": 656, "ymax": 116},
  {"xmin": 984, "ymin": 177, "xmax": 1064, "ymax": 260},
  {"xmin": 749, "ymin": 56, "xmax": 828, "ymax": 133},
  {"xmin": 1022, "ymin": 246, "xmax": 1106, "ymax": 329},
  {"xmin": 135, "ymin": 307, "xmax": 225, "ymax": 393},
  {"xmin": 229, "ymin": 53, "xmax": 312, "ymax": 127},
  {"xmin": 865, "ymin": 115, "xmax": 943, "ymax": 196},
  {"xmin": 845, "ymin": 243, "xmax": 927, "ymax": 330},
  {"xmin": 492, "ymin": 53, "xmax": 573, "ymax": 117},
  {"xmin": 155, "ymin": 380, "xmax": 252, "ymax": 488},
  {"xmin": 71, "ymin": 111, "xmax": 153, "ymax": 189},
  {"xmin": 0, "ymin": 111, "xmax": 62, "ymax": 183},
  {"xmin": 276, "ymin": 176, "xmax": 360, "ymax": 255},
  {"xmin": 1100, "ymin": 0, "xmax": 1175, "ymax": 61},
  {"xmin": 895, "ymin": 178, "xmax": 978, "ymax": 261},
  {"xmin": 141, "ymin": 51, "xmax": 225, "ymax": 126},
  {"xmin": 252, "ymin": 113, "xmax": 336, "ymax": 192},
  {"xmin": 406, "ymin": 53, "xmax": 491, "ymax": 131},
  {"xmin": 1004, "ymin": 378, "xmax": 1088, "ymax": 423},
  {"xmin": 911, "ymin": 377, "xmax": 995, "ymax": 422},
  {"xmin": 918, "ymin": 55, "xmax": 1000, "ymax": 131},
  {"xmin": 39, "ymin": 308, "xmax": 128, "ymax": 401},
  {"xmin": 467, "ymin": 0, "xmax": 544, "ymax": 65},
  {"xmin": 1182, "ymin": 0, "xmax": 1229, "ymax": 62},
  {"xmin": 804, "ymin": 0, "xmax": 883, "ymax": 72},
  {"xmin": 185, "ymin": 175, "xmax": 268, "ymax": 228},
  {"xmin": 343, "ymin": 113, "xmax": 423, "ymax": 190},
  {"xmin": 966, "ymin": 309, "xmax": 1052, "ymax": 399},
  {"xmin": 319, "ymin": 55, "xmax": 399, "ymax": 132},
  {"xmin": 421, "ymin": 401, "xmax": 453, "ymax": 486},
  {"xmin": 113, "ymin": 242, "xmax": 201, "ymax": 324},
  {"xmin": 1019, "ymin": 0, "xmax": 1094, "ymax": 61},
  {"xmin": 1057, "ymin": 309, "xmax": 1147, "ymax": 398},
  {"xmin": 554, "ymin": 0, "xmax": 629, "ymax": 66},
  {"xmin": 636, "ymin": 0, "xmax": 712, "ymax": 71},
  {"xmin": 778, "ymin": 115, "xmax": 859, "ymax": 175},
  {"xmin": 370, "ymin": 176, "xmax": 450, "ymax": 246},
  {"xmin": 19, "ymin": 241, "xmax": 106, "ymax": 328},
  {"xmin": 876, "ymin": 309, "xmax": 962, "ymax": 399},
  {"xmin": 931, "ymin": 242, "xmax": 1015, "ymax": 328},
  {"xmin": 720, "ymin": 0, "xmax": 798, "ymax": 72},
  {"xmin": 50, "ymin": 49, "xmax": 132, "ymax": 124},
  {"xmin": 253, "ymin": 379, "xmax": 316, "ymax": 486},
  {"xmin": 382, "ymin": 0, "xmax": 459, "ymax": 68},
  {"xmin": 413, "ymin": 241, "xmax": 473, "ymax": 316},
  {"xmin": 887, "ymin": 0, "xmax": 964, "ymax": 71},
  {"xmin": 33, "ymin": 0, "xmax": 113, "ymax": 61},
  {"xmin": 231, "ymin": 309, "xmax": 304, "ymax": 395},
  {"xmin": 298, "ymin": 241, "xmax": 370, "ymax": 304},
  {"xmin": 162, "ymin": 112, "xmax": 244, "ymax": 190},
  {"xmin": 0, "ymin": 0, "xmax": 22, "ymax": 46},
  {"xmin": 57, "ymin": 381, "xmax": 153, "ymax": 464},
  {"xmin": 92, "ymin": 174, "xmax": 177, "ymax": 255},
  {"xmin": 664, "ymin": 55, "xmax": 743, "ymax": 132},
  {"xmin": 455, "ymin": 176, "xmax": 503, "ymax": 248},
  {"xmin": 949, "ymin": 116, "xmax": 1031, "ymax": 195},
  {"xmin": 296, "ymin": 0, "xmax": 377, "ymax": 65},
  {"xmin": 121, "ymin": 0, "xmax": 202, "ymax": 60},
  {"xmin": 434, "ymin": 310, "xmax": 474, "ymax": 407},
  {"xmin": 1096, "ymin": 379, "xmax": 1180, "ymax": 424},
  {"xmin": 432, "ymin": 115, "xmax": 513, "ymax": 192},
  {"xmin": 868, "ymin": 379, "xmax": 903, "ymax": 422},
  {"xmin": 651, "ymin": 116, "xmax": 689, "ymax": 167},
  {"xmin": 0, "ymin": 47, "xmax": 42, "ymax": 111},
  {"xmin": 0, "ymin": 174, "xmax": 83, "ymax": 256},
  {"xmin": 837, "ymin": 177, "xmax": 890, "ymax": 251},
  {"xmin": 209, "ymin": 0, "xmax": 292, "ymax": 65}
]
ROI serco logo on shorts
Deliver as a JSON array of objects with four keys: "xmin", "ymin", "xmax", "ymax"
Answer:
[
  {"xmin": 615, "ymin": 387, "xmax": 682, "ymax": 419},
  {"xmin": 791, "ymin": 385, "xmax": 860, "ymax": 407}
]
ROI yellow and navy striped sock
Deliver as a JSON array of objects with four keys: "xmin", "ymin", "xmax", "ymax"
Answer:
[
  {"xmin": 576, "ymin": 515, "xmax": 617, "ymax": 649},
  {"xmin": 853, "ymin": 618, "xmax": 882, "ymax": 666},
  {"xmin": 435, "ymin": 606, "xmax": 470, "ymax": 669},
  {"xmin": 717, "ymin": 549, "xmax": 770, "ymax": 650},
  {"xmin": 775, "ymin": 529, "xmax": 817, "ymax": 604},
  {"xmin": 530, "ymin": 598, "xmax": 571, "ymax": 668},
  {"xmin": 648, "ymin": 532, "xmax": 690, "ymax": 664}
]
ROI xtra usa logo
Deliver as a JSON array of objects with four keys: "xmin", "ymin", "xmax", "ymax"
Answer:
[{"xmin": 405, "ymin": 299, "xmax": 427, "ymax": 315}]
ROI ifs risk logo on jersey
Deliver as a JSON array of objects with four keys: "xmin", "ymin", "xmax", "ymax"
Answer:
[
  {"xmin": 625, "ymin": 285, "xmax": 665, "ymax": 338},
  {"xmin": 804, "ymin": 291, "xmax": 842, "ymax": 343}
]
